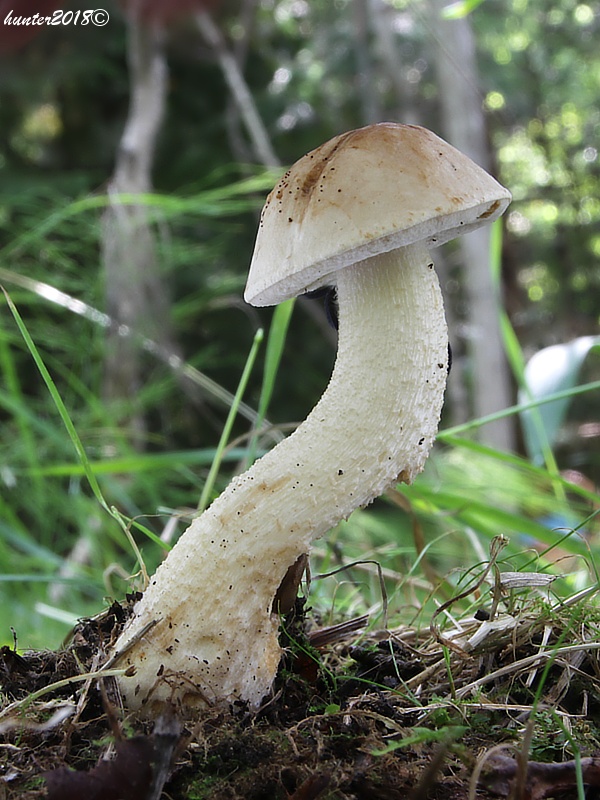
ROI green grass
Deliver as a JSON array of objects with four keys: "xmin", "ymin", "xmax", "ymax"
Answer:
[
  {"xmin": 0, "ymin": 187, "xmax": 598, "ymax": 652},
  {"xmin": 2, "ymin": 287, "xmax": 598, "ymax": 648}
]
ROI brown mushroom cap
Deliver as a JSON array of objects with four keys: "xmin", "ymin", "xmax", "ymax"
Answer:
[{"xmin": 245, "ymin": 122, "xmax": 511, "ymax": 307}]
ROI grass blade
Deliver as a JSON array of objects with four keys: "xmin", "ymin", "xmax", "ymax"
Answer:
[
  {"xmin": 198, "ymin": 327, "xmax": 264, "ymax": 513},
  {"xmin": 1, "ymin": 289, "xmax": 152, "ymax": 571},
  {"xmin": 246, "ymin": 299, "xmax": 295, "ymax": 466},
  {"xmin": 2, "ymin": 288, "xmax": 109, "ymax": 513}
]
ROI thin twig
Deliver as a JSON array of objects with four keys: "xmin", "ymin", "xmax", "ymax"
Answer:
[{"xmin": 196, "ymin": 11, "xmax": 280, "ymax": 168}]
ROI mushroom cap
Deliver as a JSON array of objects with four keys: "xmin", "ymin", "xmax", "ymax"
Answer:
[{"xmin": 245, "ymin": 122, "xmax": 511, "ymax": 307}]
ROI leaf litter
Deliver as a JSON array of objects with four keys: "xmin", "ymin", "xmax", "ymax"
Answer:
[{"xmin": 2, "ymin": 555, "xmax": 600, "ymax": 799}]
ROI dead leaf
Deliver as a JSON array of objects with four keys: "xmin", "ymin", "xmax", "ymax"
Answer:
[
  {"xmin": 483, "ymin": 751, "xmax": 600, "ymax": 799},
  {"xmin": 44, "ymin": 737, "xmax": 155, "ymax": 800}
]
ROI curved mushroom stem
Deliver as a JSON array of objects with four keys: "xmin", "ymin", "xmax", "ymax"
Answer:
[{"xmin": 111, "ymin": 242, "xmax": 448, "ymax": 715}]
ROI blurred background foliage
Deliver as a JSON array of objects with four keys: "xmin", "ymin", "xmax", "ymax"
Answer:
[{"xmin": 0, "ymin": 0, "xmax": 598, "ymax": 648}]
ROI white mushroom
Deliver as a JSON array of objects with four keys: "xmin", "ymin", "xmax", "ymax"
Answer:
[{"xmin": 111, "ymin": 123, "xmax": 511, "ymax": 715}]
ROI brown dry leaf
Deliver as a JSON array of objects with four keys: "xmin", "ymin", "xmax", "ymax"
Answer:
[
  {"xmin": 483, "ymin": 751, "xmax": 600, "ymax": 799},
  {"xmin": 43, "ymin": 737, "xmax": 155, "ymax": 800}
]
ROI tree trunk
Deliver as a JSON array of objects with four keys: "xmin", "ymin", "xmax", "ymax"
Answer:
[
  {"xmin": 353, "ymin": 0, "xmax": 381, "ymax": 125},
  {"xmin": 429, "ymin": 2, "xmax": 515, "ymax": 451},
  {"xmin": 369, "ymin": 0, "xmax": 420, "ymax": 125},
  {"xmin": 101, "ymin": 14, "xmax": 173, "ymax": 448}
]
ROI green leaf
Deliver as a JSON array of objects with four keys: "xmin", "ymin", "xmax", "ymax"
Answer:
[
  {"xmin": 499, "ymin": 308, "xmax": 563, "ymax": 496},
  {"xmin": 198, "ymin": 328, "xmax": 264, "ymax": 512},
  {"xmin": 246, "ymin": 299, "xmax": 295, "ymax": 467},
  {"xmin": 520, "ymin": 336, "xmax": 600, "ymax": 464},
  {"xmin": 372, "ymin": 725, "xmax": 467, "ymax": 755},
  {"xmin": 259, "ymin": 299, "xmax": 295, "ymax": 424},
  {"xmin": 442, "ymin": 0, "xmax": 486, "ymax": 20}
]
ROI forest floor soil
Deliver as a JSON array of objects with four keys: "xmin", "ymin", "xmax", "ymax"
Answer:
[{"xmin": 2, "ymin": 595, "xmax": 600, "ymax": 799}]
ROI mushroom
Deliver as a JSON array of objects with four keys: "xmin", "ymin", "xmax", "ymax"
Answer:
[{"xmin": 111, "ymin": 123, "xmax": 511, "ymax": 715}]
